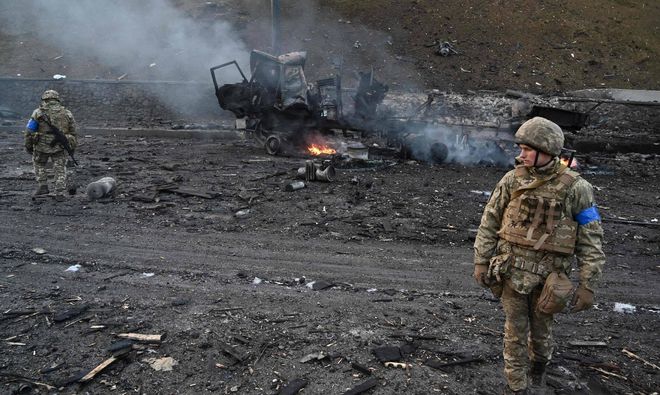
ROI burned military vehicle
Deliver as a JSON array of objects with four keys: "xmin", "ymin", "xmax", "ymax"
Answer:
[
  {"xmin": 211, "ymin": 49, "xmax": 390, "ymax": 156},
  {"xmin": 211, "ymin": 50, "xmax": 513, "ymax": 167}
]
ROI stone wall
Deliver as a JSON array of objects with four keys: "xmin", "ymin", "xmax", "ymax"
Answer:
[{"xmin": 0, "ymin": 77, "xmax": 229, "ymax": 127}]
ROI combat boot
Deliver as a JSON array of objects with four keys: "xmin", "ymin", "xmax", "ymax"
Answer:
[
  {"xmin": 529, "ymin": 361, "xmax": 548, "ymax": 394},
  {"xmin": 33, "ymin": 184, "xmax": 49, "ymax": 197},
  {"xmin": 503, "ymin": 385, "xmax": 528, "ymax": 395}
]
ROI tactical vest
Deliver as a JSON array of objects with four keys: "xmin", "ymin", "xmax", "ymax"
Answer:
[{"xmin": 498, "ymin": 165, "xmax": 579, "ymax": 255}]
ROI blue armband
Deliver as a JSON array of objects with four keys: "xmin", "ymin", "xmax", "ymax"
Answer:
[
  {"xmin": 575, "ymin": 205, "xmax": 601, "ymax": 225},
  {"xmin": 26, "ymin": 119, "xmax": 39, "ymax": 132}
]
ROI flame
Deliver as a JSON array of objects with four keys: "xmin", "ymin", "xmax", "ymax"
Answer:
[
  {"xmin": 307, "ymin": 144, "xmax": 336, "ymax": 156},
  {"xmin": 560, "ymin": 157, "xmax": 579, "ymax": 169}
]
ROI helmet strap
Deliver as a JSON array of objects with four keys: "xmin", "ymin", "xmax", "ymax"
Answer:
[{"xmin": 533, "ymin": 151, "xmax": 554, "ymax": 168}]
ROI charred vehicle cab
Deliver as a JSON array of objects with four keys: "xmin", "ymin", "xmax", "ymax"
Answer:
[{"xmin": 211, "ymin": 50, "xmax": 388, "ymax": 155}]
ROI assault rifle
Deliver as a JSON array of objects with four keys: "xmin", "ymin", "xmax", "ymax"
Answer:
[{"xmin": 40, "ymin": 114, "xmax": 78, "ymax": 166}]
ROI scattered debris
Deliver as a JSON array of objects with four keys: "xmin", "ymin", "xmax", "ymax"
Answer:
[
  {"xmin": 613, "ymin": 303, "xmax": 636, "ymax": 314},
  {"xmin": 372, "ymin": 346, "xmax": 402, "ymax": 363},
  {"xmin": 470, "ymin": 190, "xmax": 492, "ymax": 197},
  {"xmin": 603, "ymin": 218, "xmax": 660, "ymax": 228},
  {"xmin": 306, "ymin": 280, "xmax": 334, "ymax": 291},
  {"xmin": 284, "ymin": 181, "xmax": 306, "ymax": 192},
  {"xmin": 528, "ymin": 105, "xmax": 589, "ymax": 130},
  {"xmin": 436, "ymin": 41, "xmax": 458, "ymax": 57},
  {"xmin": 79, "ymin": 356, "xmax": 121, "ymax": 382},
  {"xmin": 53, "ymin": 305, "xmax": 88, "ymax": 323},
  {"xmin": 31, "ymin": 247, "xmax": 46, "ymax": 255},
  {"xmin": 65, "ymin": 264, "xmax": 81, "ymax": 272},
  {"xmin": 298, "ymin": 160, "xmax": 336, "ymax": 182},
  {"xmin": 350, "ymin": 361, "xmax": 372, "ymax": 375},
  {"xmin": 277, "ymin": 378, "xmax": 308, "ymax": 395},
  {"xmin": 86, "ymin": 177, "xmax": 117, "ymax": 200},
  {"xmin": 143, "ymin": 356, "xmax": 178, "ymax": 372},
  {"xmin": 0, "ymin": 373, "xmax": 56, "ymax": 391},
  {"xmin": 384, "ymin": 361, "xmax": 411, "ymax": 369},
  {"xmin": 568, "ymin": 340, "xmax": 608, "ymax": 347},
  {"xmin": 342, "ymin": 377, "xmax": 378, "ymax": 395},
  {"xmin": 108, "ymin": 339, "xmax": 135, "ymax": 353},
  {"xmin": 157, "ymin": 184, "xmax": 218, "ymax": 199},
  {"xmin": 622, "ymin": 349, "xmax": 660, "ymax": 371},
  {"xmin": 117, "ymin": 333, "xmax": 163, "ymax": 343},
  {"xmin": 300, "ymin": 351, "xmax": 328, "ymax": 363},
  {"xmin": 424, "ymin": 356, "xmax": 485, "ymax": 370}
]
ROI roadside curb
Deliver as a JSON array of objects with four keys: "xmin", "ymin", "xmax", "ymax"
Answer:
[{"xmin": 0, "ymin": 125, "xmax": 244, "ymax": 141}]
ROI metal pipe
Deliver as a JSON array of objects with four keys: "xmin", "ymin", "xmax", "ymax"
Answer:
[{"xmin": 271, "ymin": 0, "xmax": 281, "ymax": 55}]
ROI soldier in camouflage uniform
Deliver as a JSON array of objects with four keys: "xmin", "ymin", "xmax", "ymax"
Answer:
[
  {"xmin": 23, "ymin": 90, "xmax": 77, "ymax": 201},
  {"xmin": 473, "ymin": 117, "xmax": 605, "ymax": 394}
]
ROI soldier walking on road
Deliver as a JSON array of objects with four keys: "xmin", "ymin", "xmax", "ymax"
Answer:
[
  {"xmin": 23, "ymin": 90, "xmax": 78, "ymax": 201},
  {"xmin": 472, "ymin": 117, "xmax": 605, "ymax": 394}
]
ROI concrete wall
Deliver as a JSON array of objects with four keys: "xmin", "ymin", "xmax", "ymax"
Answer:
[{"xmin": 0, "ymin": 77, "xmax": 228, "ymax": 126}]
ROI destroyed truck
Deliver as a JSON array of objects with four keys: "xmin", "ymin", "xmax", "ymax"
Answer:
[
  {"xmin": 211, "ymin": 50, "xmax": 529, "ymax": 167},
  {"xmin": 211, "ymin": 49, "xmax": 389, "ymax": 156}
]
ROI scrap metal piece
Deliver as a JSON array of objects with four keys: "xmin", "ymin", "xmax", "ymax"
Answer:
[
  {"xmin": 528, "ymin": 105, "xmax": 589, "ymax": 130},
  {"xmin": 86, "ymin": 177, "xmax": 117, "ymax": 200}
]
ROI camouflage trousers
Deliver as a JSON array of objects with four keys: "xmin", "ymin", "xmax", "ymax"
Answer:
[
  {"xmin": 501, "ymin": 279, "xmax": 554, "ymax": 391},
  {"xmin": 33, "ymin": 150, "xmax": 67, "ymax": 194}
]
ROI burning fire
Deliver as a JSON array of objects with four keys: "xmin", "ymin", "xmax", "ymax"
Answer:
[
  {"xmin": 560, "ymin": 156, "xmax": 579, "ymax": 169},
  {"xmin": 307, "ymin": 144, "xmax": 336, "ymax": 156}
]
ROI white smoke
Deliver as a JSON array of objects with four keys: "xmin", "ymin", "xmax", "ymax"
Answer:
[
  {"xmin": 409, "ymin": 124, "xmax": 514, "ymax": 167},
  {"xmin": 0, "ymin": 0, "xmax": 248, "ymax": 82}
]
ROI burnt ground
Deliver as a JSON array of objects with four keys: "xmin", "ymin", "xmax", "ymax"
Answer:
[{"xmin": 0, "ymin": 127, "xmax": 658, "ymax": 395}]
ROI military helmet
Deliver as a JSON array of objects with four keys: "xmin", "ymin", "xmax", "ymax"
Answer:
[
  {"xmin": 515, "ymin": 117, "xmax": 564, "ymax": 157},
  {"xmin": 41, "ymin": 90, "xmax": 60, "ymax": 101}
]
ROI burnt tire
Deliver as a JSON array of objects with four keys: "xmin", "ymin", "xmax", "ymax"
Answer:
[
  {"xmin": 265, "ymin": 135, "xmax": 282, "ymax": 155},
  {"xmin": 430, "ymin": 142, "xmax": 449, "ymax": 163}
]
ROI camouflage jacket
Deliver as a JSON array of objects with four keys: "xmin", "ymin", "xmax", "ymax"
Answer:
[
  {"xmin": 474, "ymin": 158, "xmax": 605, "ymax": 293},
  {"xmin": 24, "ymin": 100, "xmax": 77, "ymax": 154}
]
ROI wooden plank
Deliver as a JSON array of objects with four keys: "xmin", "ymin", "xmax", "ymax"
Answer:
[
  {"xmin": 79, "ymin": 356, "xmax": 118, "ymax": 382},
  {"xmin": 117, "ymin": 333, "xmax": 162, "ymax": 342},
  {"xmin": 568, "ymin": 340, "xmax": 608, "ymax": 347}
]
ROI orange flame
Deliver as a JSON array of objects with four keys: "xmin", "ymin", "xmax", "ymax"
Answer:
[
  {"xmin": 307, "ymin": 144, "xmax": 336, "ymax": 156},
  {"xmin": 560, "ymin": 157, "xmax": 579, "ymax": 169}
]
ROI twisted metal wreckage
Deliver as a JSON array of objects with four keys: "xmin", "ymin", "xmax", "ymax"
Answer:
[{"xmin": 210, "ymin": 49, "xmax": 589, "ymax": 167}]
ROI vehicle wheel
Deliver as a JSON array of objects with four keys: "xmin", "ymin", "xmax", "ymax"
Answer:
[
  {"xmin": 430, "ymin": 142, "xmax": 448, "ymax": 163},
  {"xmin": 265, "ymin": 135, "xmax": 282, "ymax": 155}
]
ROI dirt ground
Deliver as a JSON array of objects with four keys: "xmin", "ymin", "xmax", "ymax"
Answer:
[
  {"xmin": 1, "ymin": 1, "xmax": 660, "ymax": 394},
  {"xmin": 0, "ymin": 127, "xmax": 658, "ymax": 394}
]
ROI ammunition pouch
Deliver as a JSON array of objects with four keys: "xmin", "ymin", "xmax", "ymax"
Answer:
[{"xmin": 536, "ymin": 271, "xmax": 575, "ymax": 314}]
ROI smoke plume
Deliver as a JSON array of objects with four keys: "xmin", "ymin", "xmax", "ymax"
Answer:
[{"xmin": 0, "ymin": 0, "xmax": 248, "ymax": 82}]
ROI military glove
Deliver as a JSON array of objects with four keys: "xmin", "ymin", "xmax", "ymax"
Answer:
[
  {"xmin": 473, "ymin": 264, "xmax": 489, "ymax": 288},
  {"xmin": 571, "ymin": 285, "xmax": 594, "ymax": 313},
  {"xmin": 25, "ymin": 136, "xmax": 34, "ymax": 154}
]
